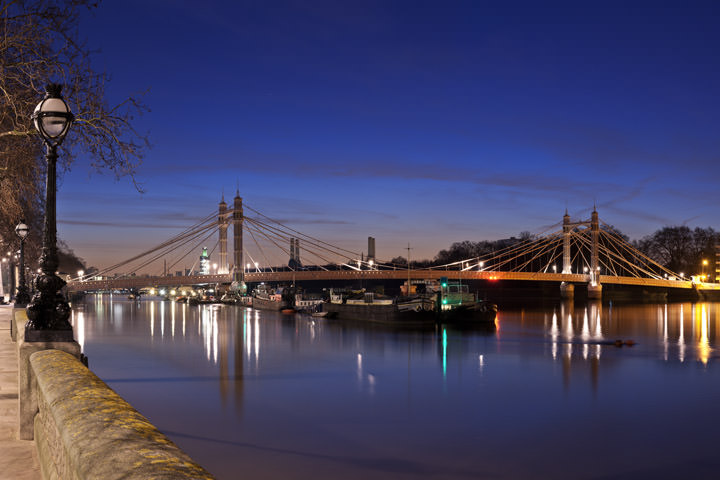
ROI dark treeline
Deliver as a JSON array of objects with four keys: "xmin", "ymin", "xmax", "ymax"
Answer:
[
  {"xmin": 390, "ymin": 226, "xmax": 719, "ymax": 281},
  {"xmin": 634, "ymin": 226, "xmax": 717, "ymax": 279}
]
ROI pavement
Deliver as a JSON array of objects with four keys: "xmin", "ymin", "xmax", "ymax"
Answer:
[{"xmin": 0, "ymin": 305, "xmax": 41, "ymax": 480}]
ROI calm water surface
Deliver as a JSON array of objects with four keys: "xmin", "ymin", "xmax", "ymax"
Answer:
[{"xmin": 72, "ymin": 295, "xmax": 720, "ymax": 479}]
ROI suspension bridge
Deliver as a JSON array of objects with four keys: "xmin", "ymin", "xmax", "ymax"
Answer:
[{"xmin": 65, "ymin": 193, "xmax": 720, "ymax": 300}]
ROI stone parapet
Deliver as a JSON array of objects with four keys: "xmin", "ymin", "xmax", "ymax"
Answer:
[{"xmin": 30, "ymin": 349, "xmax": 215, "ymax": 479}]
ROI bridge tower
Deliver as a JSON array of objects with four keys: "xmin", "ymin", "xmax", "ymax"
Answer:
[
  {"xmin": 218, "ymin": 196, "xmax": 229, "ymax": 274},
  {"xmin": 232, "ymin": 191, "xmax": 244, "ymax": 286},
  {"xmin": 560, "ymin": 208, "xmax": 602, "ymax": 300},
  {"xmin": 560, "ymin": 210, "xmax": 574, "ymax": 298},
  {"xmin": 289, "ymin": 238, "xmax": 302, "ymax": 269},
  {"xmin": 562, "ymin": 210, "xmax": 572, "ymax": 274},
  {"xmin": 588, "ymin": 207, "xmax": 602, "ymax": 299}
]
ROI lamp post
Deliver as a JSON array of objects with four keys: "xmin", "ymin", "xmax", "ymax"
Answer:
[
  {"xmin": 25, "ymin": 84, "xmax": 74, "ymax": 342},
  {"xmin": 14, "ymin": 221, "xmax": 30, "ymax": 306},
  {"xmin": 1, "ymin": 257, "xmax": 7, "ymax": 303}
]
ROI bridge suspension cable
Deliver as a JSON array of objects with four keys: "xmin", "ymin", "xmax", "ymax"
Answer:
[
  {"xmin": 84, "ymin": 201, "xmax": 687, "ymax": 288},
  {"xmin": 90, "ymin": 211, "xmax": 218, "ymax": 278}
]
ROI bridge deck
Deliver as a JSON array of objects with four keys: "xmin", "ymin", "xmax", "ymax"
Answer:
[{"xmin": 66, "ymin": 270, "xmax": 712, "ymax": 292}]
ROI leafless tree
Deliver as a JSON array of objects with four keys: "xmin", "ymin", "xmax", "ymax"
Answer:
[{"xmin": 0, "ymin": 0, "xmax": 149, "ymax": 267}]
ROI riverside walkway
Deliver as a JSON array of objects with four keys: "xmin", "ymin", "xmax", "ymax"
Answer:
[{"xmin": 0, "ymin": 305, "xmax": 40, "ymax": 480}]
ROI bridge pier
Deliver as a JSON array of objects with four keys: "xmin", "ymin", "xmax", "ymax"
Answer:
[
  {"xmin": 560, "ymin": 281, "xmax": 574, "ymax": 299},
  {"xmin": 587, "ymin": 283, "xmax": 602, "ymax": 300}
]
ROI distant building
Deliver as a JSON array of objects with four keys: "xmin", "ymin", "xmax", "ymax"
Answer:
[
  {"xmin": 367, "ymin": 236, "xmax": 376, "ymax": 263},
  {"xmin": 200, "ymin": 247, "xmax": 210, "ymax": 275}
]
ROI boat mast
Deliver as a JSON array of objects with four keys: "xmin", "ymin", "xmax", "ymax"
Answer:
[{"xmin": 406, "ymin": 243, "xmax": 412, "ymax": 296}]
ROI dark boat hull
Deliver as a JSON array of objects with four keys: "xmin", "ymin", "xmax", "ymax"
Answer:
[
  {"xmin": 438, "ymin": 301, "xmax": 497, "ymax": 324},
  {"xmin": 323, "ymin": 302, "xmax": 431, "ymax": 324},
  {"xmin": 323, "ymin": 300, "xmax": 496, "ymax": 325},
  {"xmin": 252, "ymin": 296, "xmax": 288, "ymax": 311}
]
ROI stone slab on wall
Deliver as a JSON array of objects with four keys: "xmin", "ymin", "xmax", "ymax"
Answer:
[{"xmin": 31, "ymin": 350, "xmax": 215, "ymax": 480}]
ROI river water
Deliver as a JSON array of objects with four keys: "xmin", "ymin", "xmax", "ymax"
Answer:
[{"xmin": 71, "ymin": 295, "xmax": 720, "ymax": 479}]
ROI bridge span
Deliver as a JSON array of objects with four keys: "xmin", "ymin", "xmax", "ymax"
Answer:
[
  {"xmin": 66, "ymin": 269, "xmax": 720, "ymax": 294},
  {"xmin": 69, "ymin": 199, "xmax": 720, "ymax": 300}
]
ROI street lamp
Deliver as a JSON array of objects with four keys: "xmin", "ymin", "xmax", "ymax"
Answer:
[
  {"xmin": 25, "ymin": 84, "xmax": 75, "ymax": 342},
  {"xmin": 14, "ymin": 221, "xmax": 30, "ymax": 306}
]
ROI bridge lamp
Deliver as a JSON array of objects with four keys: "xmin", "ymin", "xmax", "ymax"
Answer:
[
  {"xmin": 552, "ymin": 265, "xmax": 557, "ymax": 273},
  {"xmin": 14, "ymin": 221, "xmax": 31, "ymax": 306},
  {"xmin": 254, "ymin": 261, "xmax": 259, "ymax": 272},
  {"xmin": 26, "ymin": 84, "xmax": 74, "ymax": 342},
  {"xmin": 77, "ymin": 269, "xmax": 84, "ymax": 280},
  {"xmin": 368, "ymin": 259, "xmax": 374, "ymax": 270}
]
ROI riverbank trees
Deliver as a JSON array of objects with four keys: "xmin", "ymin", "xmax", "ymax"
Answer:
[{"xmin": 635, "ymin": 226, "xmax": 718, "ymax": 280}]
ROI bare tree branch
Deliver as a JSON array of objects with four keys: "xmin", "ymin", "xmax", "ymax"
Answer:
[{"xmin": 0, "ymin": 0, "xmax": 149, "ymax": 264}]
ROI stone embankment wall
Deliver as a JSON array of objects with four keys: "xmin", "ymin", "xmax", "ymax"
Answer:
[{"xmin": 15, "ymin": 310, "xmax": 215, "ymax": 479}]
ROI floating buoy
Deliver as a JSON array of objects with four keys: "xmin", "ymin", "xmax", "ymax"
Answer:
[{"xmin": 624, "ymin": 340, "xmax": 636, "ymax": 347}]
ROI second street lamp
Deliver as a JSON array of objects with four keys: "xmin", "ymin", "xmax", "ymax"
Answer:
[
  {"xmin": 14, "ymin": 221, "xmax": 30, "ymax": 306},
  {"xmin": 25, "ymin": 84, "xmax": 75, "ymax": 342}
]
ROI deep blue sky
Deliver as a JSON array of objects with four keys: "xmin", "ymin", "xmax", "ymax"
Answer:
[{"xmin": 58, "ymin": 0, "xmax": 720, "ymax": 271}]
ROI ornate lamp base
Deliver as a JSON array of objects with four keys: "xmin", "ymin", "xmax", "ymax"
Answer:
[{"xmin": 25, "ymin": 274, "xmax": 74, "ymax": 342}]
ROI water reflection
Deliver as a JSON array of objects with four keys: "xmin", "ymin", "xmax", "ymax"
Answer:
[
  {"xmin": 70, "ymin": 296, "xmax": 720, "ymax": 479},
  {"xmin": 71, "ymin": 297, "xmax": 720, "ymax": 385}
]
